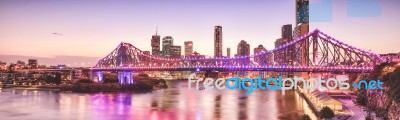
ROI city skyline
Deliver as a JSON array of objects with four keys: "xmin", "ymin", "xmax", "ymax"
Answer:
[{"xmin": 1, "ymin": 0, "xmax": 400, "ymax": 66}]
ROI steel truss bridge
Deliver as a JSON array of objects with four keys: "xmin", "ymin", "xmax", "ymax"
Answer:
[{"xmin": 90, "ymin": 29, "xmax": 385, "ymax": 83}]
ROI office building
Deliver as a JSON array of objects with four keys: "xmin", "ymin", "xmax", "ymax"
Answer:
[
  {"xmin": 170, "ymin": 46, "xmax": 181, "ymax": 58},
  {"xmin": 162, "ymin": 36, "xmax": 174, "ymax": 57},
  {"xmin": 227, "ymin": 48, "xmax": 231, "ymax": 58},
  {"xmin": 274, "ymin": 24, "xmax": 294, "ymax": 65},
  {"xmin": 214, "ymin": 26, "xmax": 223, "ymax": 57},
  {"xmin": 254, "ymin": 45, "xmax": 266, "ymax": 63},
  {"xmin": 296, "ymin": 0, "xmax": 309, "ymax": 25},
  {"xmin": 151, "ymin": 30, "xmax": 161, "ymax": 56},
  {"xmin": 237, "ymin": 40, "xmax": 250, "ymax": 61},
  {"xmin": 184, "ymin": 41, "xmax": 193, "ymax": 57},
  {"xmin": 295, "ymin": 0, "xmax": 310, "ymax": 67},
  {"xmin": 282, "ymin": 24, "xmax": 293, "ymax": 40},
  {"xmin": 28, "ymin": 59, "xmax": 38, "ymax": 69}
]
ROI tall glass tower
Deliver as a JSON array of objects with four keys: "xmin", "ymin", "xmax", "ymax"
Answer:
[{"xmin": 214, "ymin": 26, "xmax": 223, "ymax": 57}]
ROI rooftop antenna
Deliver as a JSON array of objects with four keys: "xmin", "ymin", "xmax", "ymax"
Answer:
[{"xmin": 156, "ymin": 26, "xmax": 158, "ymax": 35}]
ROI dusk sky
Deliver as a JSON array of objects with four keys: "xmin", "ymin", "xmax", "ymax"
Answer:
[{"xmin": 0, "ymin": 0, "xmax": 399, "ymax": 66}]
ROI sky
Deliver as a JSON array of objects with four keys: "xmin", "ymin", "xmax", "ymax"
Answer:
[{"xmin": 0, "ymin": 0, "xmax": 399, "ymax": 66}]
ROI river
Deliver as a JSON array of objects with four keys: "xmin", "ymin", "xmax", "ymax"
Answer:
[{"xmin": 0, "ymin": 80, "xmax": 317, "ymax": 120}]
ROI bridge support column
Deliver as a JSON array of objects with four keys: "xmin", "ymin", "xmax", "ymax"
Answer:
[
  {"xmin": 90, "ymin": 71, "xmax": 103, "ymax": 83},
  {"xmin": 118, "ymin": 71, "xmax": 134, "ymax": 84}
]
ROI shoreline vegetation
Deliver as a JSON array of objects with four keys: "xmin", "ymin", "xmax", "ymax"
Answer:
[
  {"xmin": 1, "ymin": 74, "xmax": 168, "ymax": 93},
  {"xmin": 61, "ymin": 75, "xmax": 168, "ymax": 93}
]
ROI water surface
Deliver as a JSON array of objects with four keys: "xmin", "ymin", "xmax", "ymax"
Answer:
[{"xmin": 0, "ymin": 80, "xmax": 317, "ymax": 120}]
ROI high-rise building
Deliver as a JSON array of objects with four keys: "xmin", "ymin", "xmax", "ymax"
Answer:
[
  {"xmin": 296, "ymin": 0, "xmax": 309, "ymax": 25},
  {"xmin": 28, "ymin": 59, "xmax": 38, "ymax": 69},
  {"xmin": 237, "ymin": 40, "xmax": 250, "ymax": 61},
  {"xmin": 282, "ymin": 24, "xmax": 292, "ymax": 39},
  {"xmin": 275, "ymin": 24, "xmax": 294, "ymax": 65},
  {"xmin": 254, "ymin": 45, "xmax": 266, "ymax": 63},
  {"xmin": 170, "ymin": 46, "xmax": 181, "ymax": 58},
  {"xmin": 151, "ymin": 30, "xmax": 161, "ymax": 56},
  {"xmin": 294, "ymin": 23, "xmax": 310, "ymax": 66},
  {"xmin": 162, "ymin": 36, "xmax": 174, "ymax": 57},
  {"xmin": 274, "ymin": 38, "xmax": 287, "ymax": 64},
  {"xmin": 295, "ymin": 0, "xmax": 310, "ymax": 63},
  {"xmin": 237, "ymin": 40, "xmax": 250, "ymax": 77},
  {"xmin": 184, "ymin": 41, "xmax": 193, "ymax": 57},
  {"xmin": 293, "ymin": 23, "xmax": 309, "ymax": 39},
  {"xmin": 295, "ymin": 0, "xmax": 310, "ymax": 77},
  {"xmin": 214, "ymin": 26, "xmax": 223, "ymax": 57},
  {"xmin": 227, "ymin": 48, "xmax": 231, "ymax": 58}
]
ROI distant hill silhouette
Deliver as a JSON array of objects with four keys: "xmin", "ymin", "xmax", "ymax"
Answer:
[{"xmin": 0, "ymin": 55, "xmax": 100, "ymax": 67}]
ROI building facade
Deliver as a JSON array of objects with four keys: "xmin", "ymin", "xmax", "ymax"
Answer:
[
  {"xmin": 214, "ymin": 26, "xmax": 223, "ymax": 57},
  {"xmin": 237, "ymin": 40, "xmax": 250, "ymax": 61},
  {"xmin": 28, "ymin": 59, "xmax": 38, "ymax": 69},
  {"xmin": 274, "ymin": 24, "xmax": 294, "ymax": 66},
  {"xmin": 184, "ymin": 41, "xmax": 193, "ymax": 57},
  {"xmin": 254, "ymin": 45, "xmax": 266, "ymax": 63},
  {"xmin": 170, "ymin": 46, "xmax": 181, "ymax": 58},
  {"xmin": 151, "ymin": 33, "xmax": 161, "ymax": 56},
  {"xmin": 162, "ymin": 36, "xmax": 174, "ymax": 57},
  {"xmin": 227, "ymin": 47, "xmax": 231, "ymax": 58},
  {"xmin": 296, "ymin": 0, "xmax": 309, "ymax": 25}
]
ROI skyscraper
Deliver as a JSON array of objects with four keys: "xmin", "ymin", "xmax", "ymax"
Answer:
[
  {"xmin": 237, "ymin": 40, "xmax": 250, "ymax": 77},
  {"xmin": 295, "ymin": 0, "xmax": 309, "ymax": 67},
  {"xmin": 151, "ymin": 29, "xmax": 161, "ymax": 56},
  {"xmin": 214, "ymin": 26, "xmax": 223, "ymax": 57},
  {"xmin": 162, "ymin": 36, "xmax": 173, "ymax": 57},
  {"xmin": 170, "ymin": 46, "xmax": 181, "ymax": 58},
  {"xmin": 227, "ymin": 47, "xmax": 231, "ymax": 58},
  {"xmin": 184, "ymin": 41, "xmax": 193, "ymax": 57},
  {"xmin": 275, "ymin": 24, "xmax": 294, "ymax": 65},
  {"xmin": 296, "ymin": 0, "xmax": 309, "ymax": 25},
  {"xmin": 295, "ymin": 0, "xmax": 309, "ymax": 78},
  {"xmin": 283, "ymin": 24, "xmax": 294, "ymax": 66},
  {"xmin": 282, "ymin": 24, "xmax": 292, "ymax": 40},
  {"xmin": 237, "ymin": 40, "xmax": 250, "ymax": 61},
  {"xmin": 254, "ymin": 45, "xmax": 266, "ymax": 63}
]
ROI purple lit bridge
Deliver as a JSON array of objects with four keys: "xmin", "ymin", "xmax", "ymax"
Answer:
[{"xmin": 90, "ymin": 29, "xmax": 385, "ymax": 84}]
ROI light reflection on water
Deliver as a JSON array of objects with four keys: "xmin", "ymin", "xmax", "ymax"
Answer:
[{"xmin": 0, "ymin": 81, "xmax": 317, "ymax": 120}]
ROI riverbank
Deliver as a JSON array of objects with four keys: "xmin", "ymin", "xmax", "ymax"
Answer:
[
  {"xmin": 296, "ymin": 88, "xmax": 356, "ymax": 120},
  {"xmin": 1, "ymin": 84, "xmax": 61, "ymax": 91},
  {"xmin": 296, "ymin": 87, "xmax": 320, "ymax": 118},
  {"xmin": 60, "ymin": 83, "xmax": 157, "ymax": 93},
  {"xmin": 1, "ymin": 78, "xmax": 168, "ymax": 93}
]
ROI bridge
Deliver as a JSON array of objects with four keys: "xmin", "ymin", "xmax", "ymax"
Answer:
[{"xmin": 90, "ymin": 29, "xmax": 385, "ymax": 84}]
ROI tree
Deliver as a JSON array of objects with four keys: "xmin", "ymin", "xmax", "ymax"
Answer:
[
  {"xmin": 44, "ymin": 74, "xmax": 55, "ymax": 84},
  {"xmin": 319, "ymin": 106, "xmax": 335, "ymax": 119},
  {"xmin": 55, "ymin": 72, "xmax": 62, "ymax": 85},
  {"xmin": 356, "ymin": 89, "xmax": 368, "ymax": 105},
  {"xmin": 102, "ymin": 73, "xmax": 119, "ymax": 83},
  {"xmin": 77, "ymin": 79, "xmax": 94, "ymax": 83},
  {"xmin": 365, "ymin": 112, "xmax": 373, "ymax": 120},
  {"xmin": 301, "ymin": 114, "xmax": 311, "ymax": 120}
]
